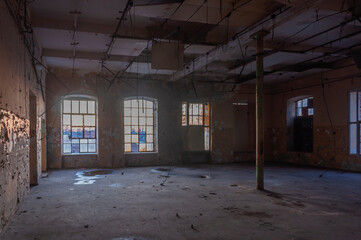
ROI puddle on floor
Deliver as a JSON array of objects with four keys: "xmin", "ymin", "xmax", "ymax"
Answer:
[
  {"xmin": 150, "ymin": 168, "xmax": 171, "ymax": 173},
  {"xmin": 74, "ymin": 169, "xmax": 113, "ymax": 185}
]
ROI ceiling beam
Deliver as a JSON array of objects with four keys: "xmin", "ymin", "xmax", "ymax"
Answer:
[
  {"xmin": 167, "ymin": 0, "xmax": 324, "ymax": 82},
  {"xmin": 31, "ymin": 16, "xmax": 219, "ymax": 46},
  {"xmin": 42, "ymin": 48, "xmax": 149, "ymax": 63}
]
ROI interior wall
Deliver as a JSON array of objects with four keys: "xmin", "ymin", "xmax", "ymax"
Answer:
[
  {"xmin": 266, "ymin": 64, "xmax": 361, "ymax": 172},
  {"xmin": 0, "ymin": 0, "xmax": 46, "ymax": 233},
  {"xmin": 46, "ymin": 69, "xmax": 186, "ymax": 168}
]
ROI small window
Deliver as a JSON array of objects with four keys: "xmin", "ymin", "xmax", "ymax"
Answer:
[
  {"xmin": 349, "ymin": 91, "xmax": 361, "ymax": 154},
  {"xmin": 182, "ymin": 102, "xmax": 210, "ymax": 151},
  {"xmin": 124, "ymin": 97, "xmax": 157, "ymax": 153},
  {"xmin": 62, "ymin": 97, "xmax": 97, "ymax": 154},
  {"xmin": 296, "ymin": 97, "xmax": 314, "ymax": 117}
]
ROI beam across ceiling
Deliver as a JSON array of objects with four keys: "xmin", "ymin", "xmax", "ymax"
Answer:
[{"xmin": 167, "ymin": 0, "xmax": 324, "ymax": 82}]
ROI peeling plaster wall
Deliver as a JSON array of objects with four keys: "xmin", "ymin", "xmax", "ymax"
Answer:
[
  {"xmin": 0, "ymin": 0, "xmax": 46, "ymax": 233},
  {"xmin": 266, "ymin": 65, "xmax": 361, "ymax": 172}
]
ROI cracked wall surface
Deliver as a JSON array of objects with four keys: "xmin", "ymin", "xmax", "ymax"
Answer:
[{"xmin": 0, "ymin": 0, "xmax": 46, "ymax": 233}]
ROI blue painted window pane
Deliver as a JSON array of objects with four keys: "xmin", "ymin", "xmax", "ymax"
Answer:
[
  {"xmin": 72, "ymin": 143, "xmax": 80, "ymax": 153},
  {"xmin": 63, "ymin": 125, "xmax": 71, "ymax": 136},
  {"xmin": 72, "ymin": 127, "xmax": 83, "ymax": 138},
  {"xmin": 84, "ymin": 127, "xmax": 95, "ymax": 138},
  {"xmin": 139, "ymin": 134, "xmax": 146, "ymax": 143},
  {"xmin": 131, "ymin": 143, "xmax": 139, "ymax": 152}
]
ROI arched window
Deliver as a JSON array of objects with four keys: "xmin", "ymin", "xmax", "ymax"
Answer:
[
  {"xmin": 124, "ymin": 97, "xmax": 157, "ymax": 153},
  {"xmin": 62, "ymin": 95, "xmax": 97, "ymax": 154}
]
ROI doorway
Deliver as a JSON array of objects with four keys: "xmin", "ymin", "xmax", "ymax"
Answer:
[{"xmin": 29, "ymin": 92, "xmax": 38, "ymax": 185}]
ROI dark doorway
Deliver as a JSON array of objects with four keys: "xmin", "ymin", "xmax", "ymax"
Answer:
[{"xmin": 29, "ymin": 92, "xmax": 38, "ymax": 186}]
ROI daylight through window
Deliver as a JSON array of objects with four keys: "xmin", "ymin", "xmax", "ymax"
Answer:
[
  {"xmin": 62, "ymin": 98, "xmax": 97, "ymax": 154},
  {"xmin": 124, "ymin": 98, "xmax": 157, "ymax": 153}
]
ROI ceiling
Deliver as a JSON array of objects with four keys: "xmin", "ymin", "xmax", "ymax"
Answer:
[{"xmin": 27, "ymin": 0, "xmax": 361, "ymax": 87}]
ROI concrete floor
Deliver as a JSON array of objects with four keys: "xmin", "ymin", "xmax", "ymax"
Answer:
[{"xmin": 1, "ymin": 163, "xmax": 361, "ymax": 240}]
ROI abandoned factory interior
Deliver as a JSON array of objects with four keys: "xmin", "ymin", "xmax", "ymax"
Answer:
[{"xmin": 1, "ymin": 0, "xmax": 361, "ymax": 239}]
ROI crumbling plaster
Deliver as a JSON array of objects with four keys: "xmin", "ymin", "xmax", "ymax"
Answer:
[{"xmin": 0, "ymin": 0, "xmax": 46, "ymax": 233}]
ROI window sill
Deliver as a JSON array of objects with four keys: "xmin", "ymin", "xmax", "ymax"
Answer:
[
  {"xmin": 62, "ymin": 153, "xmax": 98, "ymax": 156},
  {"xmin": 124, "ymin": 152, "xmax": 159, "ymax": 155}
]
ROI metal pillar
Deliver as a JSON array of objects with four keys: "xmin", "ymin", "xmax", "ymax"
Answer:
[{"xmin": 252, "ymin": 30, "xmax": 268, "ymax": 190}]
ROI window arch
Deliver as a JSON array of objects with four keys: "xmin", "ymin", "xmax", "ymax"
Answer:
[
  {"xmin": 124, "ymin": 97, "xmax": 158, "ymax": 153},
  {"xmin": 61, "ymin": 95, "xmax": 97, "ymax": 154}
]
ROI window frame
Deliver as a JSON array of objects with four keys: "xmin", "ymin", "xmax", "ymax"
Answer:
[
  {"xmin": 295, "ymin": 97, "xmax": 314, "ymax": 118},
  {"xmin": 61, "ymin": 95, "xmax": 98, "ymax": 155},
  {"xmin": 123, "ymin": 96, "xmax": 158, "ymax": 154},
  {"xmin": 182, "ymin": 101, "xmax": 211, "ymax": 151},
  {"xmin": 349, "ymin": 90, "xmax": 360, "ymax": 155}
]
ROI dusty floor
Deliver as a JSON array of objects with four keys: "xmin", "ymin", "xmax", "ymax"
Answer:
[{"xmin": 1, "ymin": 163, "xmax": 361, "ymax": 240}]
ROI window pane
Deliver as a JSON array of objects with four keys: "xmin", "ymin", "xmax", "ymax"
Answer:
[
  {"xmin": 204, "ymin": 127, "xmax": 210, "ymax": 150},
  {"xmin": 358, "ymin": 92, "xmax": 361, "ymax": 121},
  {"xmin": 297, "ymin": 108, "xmax": 302, "ymax": 117},
  {"xmin": 199, "ymin": 104, "xmax": 203, "ymax": 115},
  {"xmin": 72, "ymin": 142, "xmax": 80, "ymax": 153},
  {"xmin": 139, "ymin": 134, "xmax": 146, "ymax": 143},
  {"xmin": 131, "ymin": 100, "xmax": 138, "ymax": 108},
  {"xmin": 132, "ymin": 135, "xmax": 139, "ymax": 143},
  {"xmin": 72, "ymin": 127, "xmax": 83, "ymax": 138},
  {"xmin": 63, "ymin": 144, "xmax": 71, "ymax": 153},
  {"xmin": 125, "ymin": 126, "xmax": 131, "ymax": 134},
  {"xmin": 147, "ymin": 143, "xmax": 154, "ymax": 151},
  {"xmin": 131, "ymin": 126, "xmax": 138, "ymax": 134},
  {"xmin": 204, "ymin": 103, "xmax": 210, "ymax": 126},
  {"xmin": 146, "ymin": 109, "xmax": 153, "ymax": 117},
  {"xmin": 193, "ymin": 104, "xmax": 199, "ymax": 115},
  {"xmin": 63, "ymin": 125, "xmax": 71, "ymax": 137},
  {"xmin": 193, "ymin": 116, "xmax": 199, "ymax": 125},
  {"xmin": 302, "ymin": 99, "xmax": 307, "ymax": 107},
  {"xmin": 350, "ymin": 92, "xmax": 357, "ymax": 122},
  {"xmin": 139, "ymin": 125, "xmax": 146, "ymax": 134},
  {"xmin": 63, "ymin": 134, "xmax": 71, "ymax": 144},
  {"xmin": 63, "ymin": 100, "xmax": 71, "ymax": 113},
  {"xmin": 199, "ymin": 117, "xmax": 203, "ymax": 125},
  {"xmin": 125, "ymin": 135, "xmax": 131, "ymax": 143},
  {"xmin": 350, "ymin": 124, "xmax": 357, "ymax": 154},
  {"xmin": 131, "ymin": 108, "xmax": 139, "ymax": 116},
  {"xmin": 146, "ymin": 135, "xmax": 153, "ymax": 143},
  {"xmin": 63, "ymin": 114, "xmax": 70, "ymax": 125},
  {"xmin": 139, "ymin": 144, "xmax": 147, "ymax": 152},
  {"xmin": 297, "ymin": 100, "xmax": 302, "ymax": 108},
  {"xmin": 124, "ymin": 100, "xmax": 131, "ymax": 108},
  {"xmin": 72, "ymin": 100, "xmax": 79, "ymax": 113},
  {"xmin": 84, "ymin": 127, "xmax": 95, "ymax": 138},
  {"xmin": 88, "ymin": 101, "xmax": 95, "ymax": 114},
  {"xmin": 124, "ymin": 108, "xmax": 131, "ymax": 116},
  {"xmin": 308, "ymin": 108, "xmax": 314, "ymax": 116},
  {"xmin": 124, "ymin": 117, "xmax": 131, "ymax": 125},
  {"xmin": 72, "ymin": 115, "xmax": 83, "ymax": 126},
  {"xmin": 146, "ymin": 101, "xmax": 153, "ymax": 109},
  {"xmin": 80, "ymin": 101, "xmax": 87, "ymax": 113},
  {"xmin": 132, "ymin": 116, "xmax": 138, "ymax": 125},
  {"xmin": 131, "ymin": 143, "xmax": 139, "ymax": 152},
  {"xmin": 88, "ymin": 139, "xmax": 96, "ymax": 144},
  {"xmin": 182, "ymin": 103, "xmax": 187, "ymax": 126},
  {"xmin": 88, "ymin": 144, "xmax": 96, "ymax": 152},
  {"xmin": 146, "ymin": 117, "xmax": 153, "ymax": 125},
  {"xmin": 139, "ymin": 108, "xmax": 146, "ymax": 117},
  {"xmin": 146, "ymin": 126, "xmax": 153, "ymax": 134},
  {"xmin": 139, "ymin": 117, "xmax": 146, "ymax": 125},
  {"xmin": 84, "ymin": 115, "xmax": 95, "ymax": 126},
  {"xmin": 80, "ymin": 143, "xmax": 87, "ymax": 152},
  {"xmin": 125, "ymin": 144, "xmax": 131, "ymax": 152},
  {"xmin": 189, "ymin": 104, "xmax": 193, "ymax": 115}
]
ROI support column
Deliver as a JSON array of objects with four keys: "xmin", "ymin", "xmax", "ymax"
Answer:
[{"xmin": 252, "ymin": 30, "xmax": 268, "ymax": 190}]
